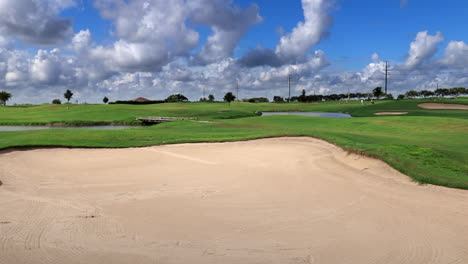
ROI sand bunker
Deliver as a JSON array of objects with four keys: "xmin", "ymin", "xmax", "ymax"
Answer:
[
  {"xmin": 1, "ymin": 137, "xmax": 467, "ymax": 264},
  {"xmin": 374, "ymin": 112, "xmax": 408, "ymax": 115},
  {"xmin": 418, "ymin": 103, "xmax": 468, "ymax": 110}
]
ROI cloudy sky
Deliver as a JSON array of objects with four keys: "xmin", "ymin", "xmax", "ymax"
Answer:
[{"xmin": 0, "ymin": 0, "xmax": 467, "ymax": 104}]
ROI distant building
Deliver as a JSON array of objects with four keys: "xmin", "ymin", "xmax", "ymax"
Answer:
[{"xmin": 132, "ymin": 97, "xmax": 151, "ymax": 102}]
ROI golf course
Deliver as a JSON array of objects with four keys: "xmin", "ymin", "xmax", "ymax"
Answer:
[
  {"xmin": 1, "ymin": 98, "xmax": 468, "ymax": 264},
  {"xmin": 0, "ymin": 98, "xmax": 467, "ymax": 189}
]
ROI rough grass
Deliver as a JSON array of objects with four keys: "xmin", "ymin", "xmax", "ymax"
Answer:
[{"xmin": 0, "ymin": 98, "xmax": 467, "ymax": 189}]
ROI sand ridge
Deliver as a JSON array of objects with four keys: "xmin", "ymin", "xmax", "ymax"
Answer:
[
  {"xmin": 0, "ymin": 137, "xmax": 467, "ymax": 264},
  {"xmin": 418, "ymin": 103, "xmax": 468, "ymax": 110}
]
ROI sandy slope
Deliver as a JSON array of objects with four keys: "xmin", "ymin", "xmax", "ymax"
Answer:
[
  {"xmin": 0, "ymin": 137, "xmax": 467, "ymax": 264},
  {"xmin": 418, "ymin": 103, "xmax": 468, "ymax": 110}
]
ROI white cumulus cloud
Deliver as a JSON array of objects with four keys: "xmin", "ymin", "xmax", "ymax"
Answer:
[
  {"xmin": 275, "ymin": 0, "xmax": 333, "ymax": 63},
  {"xmin": 442, "ymin": 40, "xmax": 468, "ymax": 66},
  {"xmin": 404, "ymin": 31, "xmax": 444, "ymax": 69}
]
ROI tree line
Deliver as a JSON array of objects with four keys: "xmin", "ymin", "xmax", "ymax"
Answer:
[
  {"xmin": 272, "ymin": 87, "xmax": 468, "ymax": 103},
  {"xmin": 270, "ymin": 87, "xmax": 390, "ymax": 103},
  {"xmin": 0, "ymin": 87, "xmax": 466, "ymax": 106},
  {"xmin": 403, "ymin": 87, "xmax": 467, "ymax": 99}
]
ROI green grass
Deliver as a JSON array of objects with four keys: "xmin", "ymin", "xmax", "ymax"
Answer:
[
  {"xmin": 0, "ymin": 100, "xmax": 376, "ymax": 125},
  {"xmin": 0, "ymin": 98, "xmax": 466, "ymax": 125},
  {"xmin": 0, "ymin": 99, "xmax": 467, "ymax": 189},
  {"xmin": 350, "ymin": 97, "xmax": 468, "ymax": 118}
]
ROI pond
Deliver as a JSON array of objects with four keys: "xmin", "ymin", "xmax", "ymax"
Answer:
[
  {"xmin": 0, "ymin": 126, "xmax": 137, "ymax": 131},
  {"xmin": 261, "ymin": 112, "xmax": 352, "ymax": 118}
]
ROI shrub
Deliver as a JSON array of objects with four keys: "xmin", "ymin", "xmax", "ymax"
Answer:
[
  {"xmin": 165, "ymin": 94, "xmax": 189, "ymax": 102},
  {"xmin": 52, "ymin": 99, "xmax": 62, "ymax": 104},
  {"xmin": 273, "ymin": 96, "xmax": 285, "ymax": 103},
  {"xmin": 109, "ymin": 100, "xmax": 166, "ymax": 105},
  {"xmin": 384, "ymin": 94, "xmax": 394, "ymax": 100},
  {"xmin": 243, "ymin": 97, "xmax": 269, "ymax": 103}
]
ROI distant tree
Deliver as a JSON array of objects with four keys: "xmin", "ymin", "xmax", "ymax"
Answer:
[
  {"xmin": 103, "ymin": 96, "xmax": 109, "ymax": 104},
  {"xmin": 457, "ymin": 87, "xmax": 467, "ymax": 96},
  {"xmin": 199, "ymin": 97, "xmax": 207, "ymax": 102},
  {"xmin": 397, "ymin": 94, "xmax": 405, "ymax": 100},
  {"xmin": 273, "ymin": 96, "xmax": 285, "ymax": 103},
  {"xmin": 450, "ymin": 87, "xmax": 466, "ymax": 98},
  {"xmin": 243, "ymin": 97, "xmax": 269, "ymax": 103},
  {"xmin": 0, "ymin": 91, "xmax": 12, "ymax": 106},
  {"xmin": 373, "ymin": 87, "xmax": 384, "ymax": 100},
  {"xmin": 384, "ymin": 93, "xmax": 394, "ymax": 100},
  {"xmin": 290, "ymin": 96, "xmax": 299, "ymax": 102},
  {"xmin": 223, "ymin": 92, "xmax": 236, "ymax": 105},
  {"xmin": 64, "ymin": 89, "xmax": 74, "ymax": 102},
  {"xmin": 208, "ymin": 94, "xmax": 215, "ymax": 102},
  {"xmin": 305, "ymin": 94, "xmax": 323, "ymax": 102},
  {"xmin": 327, "ymin": 94, "xmax": 340, "ymax": 101},
  {"xmin": 405, "ymin": 90, "xmax": 419, "ymax": 99},
  {"xmin": 435, "ymin": 88, "xmax": 449, "ymax": 97},
  {"xmin": 460, "ymin": 87, "xmax": 468, "ymax": 95},
  {"xmin": 165, "ymin": 94, "xmax": 189, "ymax": 102},
  {"xmin": 298, "ymin": 89, "xmax": 307, "ymax": 102},
  {"xmin": 420, "ymin": 90, "xmax": 434, "ymax": 98},
  {"xmin": 52, "ymin": 99, "xmax": 62, "ymax": 104}
]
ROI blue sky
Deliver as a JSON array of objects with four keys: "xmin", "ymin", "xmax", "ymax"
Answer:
[
  {"xmin": 64, "ymin": 0, "xmax": 467, "ymax": 69},
  {"xmin": 0, "ymin": 0, "xmax": 467, "ymax": 103},
  {"xmin": 241, "ymin": 0, "xmax": 466, "ymax": 69}
]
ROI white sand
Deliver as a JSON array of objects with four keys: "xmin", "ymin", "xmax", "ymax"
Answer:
[
  {"xmin": 374, "ymin": 112, "xmax": 408, "ymax": 115},
  {"xmin": 418, "ymin": 103, "xmax": 468, "ymax": 110},
  {"xmin": 0, "ymin": 137, "xmax": 467, "ymax": 264}
]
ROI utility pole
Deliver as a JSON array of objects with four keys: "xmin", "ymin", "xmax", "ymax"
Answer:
[
  {"xmin": 236, "ymin": 81, "xmax": 239, "ymax": 100},
  {"xmin": 384, "ymin": 61, "xmax": 389, "ymax": 94},
  {"xmin": 288, "ymin": 74, "xmax": 291, "ymax": 102}
]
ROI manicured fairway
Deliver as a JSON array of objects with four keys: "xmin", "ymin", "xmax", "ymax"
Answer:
[{"xmin": 0, "ymin": 98, "xmax": 467, "ymax": 189}]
